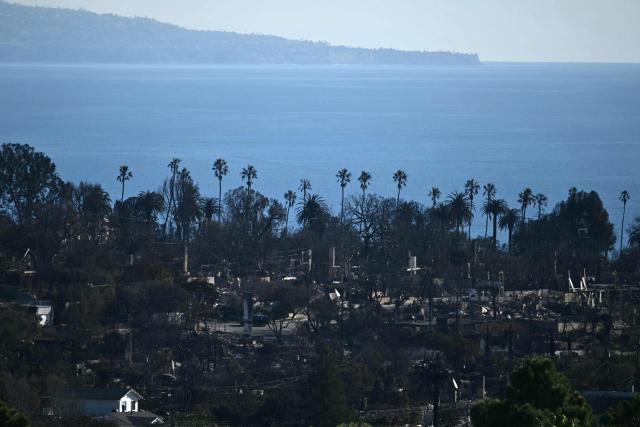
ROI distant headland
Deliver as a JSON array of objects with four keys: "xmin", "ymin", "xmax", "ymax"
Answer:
[{"xmin": 0, "ymin": 1, "xmax": 479, "ymax": 65}]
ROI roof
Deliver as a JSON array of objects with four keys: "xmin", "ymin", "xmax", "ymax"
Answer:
[{"xmin": 105, "ymin": 410, "xmax": 163, "ymax": 426}]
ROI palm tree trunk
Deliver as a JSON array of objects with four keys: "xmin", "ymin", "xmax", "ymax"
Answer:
[
  {"xmin": 285, "ymin": 206, "xmax": 290, "ymax": 234},
  {"xmin": 621, "ymin": 203, "xmax": 627, "ymax": 252},
  {"xmin": 218, "ymin": 178, "xmax": 222, "ymax": 222},
  {"xmin": 340, "ymin": 187, "xmax": 345, "ymax": 223},
  {"xmin": 484, "ymin": 204, "xmax": 489, "ymax": 238},
  {"xmin": 468, "ymin": 199, "xmax": 473, "ymax": 240},
  {"xmin": 121, "ymin": 181, "xmax": 125, "ymax": 202},
  {"xmin": 492, "ymin": 214, "xmax": 498, "ymax": 249},
  {"xmin": 397, "ymin": 188, "xmax": 400, "ymax": 206}
]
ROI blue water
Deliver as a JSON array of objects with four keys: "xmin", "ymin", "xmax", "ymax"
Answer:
[{"xmin": 0, "ymin": 63, "xmax": 639, "ymax": 242}]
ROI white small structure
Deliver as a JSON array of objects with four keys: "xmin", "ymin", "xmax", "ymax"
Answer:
[{"xmin": 118, "ymin": 389, "xmax": 143, "ymax": 413}]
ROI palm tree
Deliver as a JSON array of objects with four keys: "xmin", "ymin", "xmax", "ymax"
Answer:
[
  {"xmin": 464, "ymin": 179, "xmax": 480, "ymax": 239},
  {"xmin": 393, "ymin": 169, "xmax": 408, "ymax": 206},
  {"xmin": 518, "ymin": 187, "xmax": 534, "ymax": 231},
  {"xmin": 620, "ymin": 190, "xmax": 631, "ymax": 252},
  {"xmin": 116, "ymin": 165, "xmax": 133, "ymax": 202},
  {"xmin": 297, "ymin": 194, "xmax": 329, "ymax": 234},
  {"xmin": 482, "ymin": 198, "xmax": 507, "ymax": 249},
  {"xmin": 446, "ymin": 191, "xmax": 471, "ymax": 234},
  {"xmin": 336, "ymin": 168, "xmax": 351, "ymax": 223},
  {"xmin": 299, "ymin": 178, "xmax": 312, "ymax": 202},
  {"xmin": 164, "ymin": 158, "xmax": 181, "ymax": 235},
  {"xmin": 284, "ymin": 190, "xmax": 297, "ymax": 233},
  {"xmin": 201, "ymin": 197, "xmax": 218, "ymax": 225},
  {"xmin": 429, "ymin": 187, "xmax": 441, "ymax": 208},
  {"xmin": 213, "ymin": 158, "xmax": 228, "ymax": 222},
  {"xmin": 431, "ymin": 203, "xmax": 450, "ymax": 236},
  {"xmin": 482, "ymin": 183, "xmax": 496, "ymax": 238},
  {"xmin": 628, "ymin": 216, "xmax": 640, "ymax": 248},
  {"xmin": 175, "ymin": 169, "xmax": 203, "ymax": 242},
  {"xmin": 241, "ymin": 165, "xmax": 258, "ymax": 195},
  {"xmin": 136, "ymin": 190, "xmax": 164, "ymax": 228},
  {"xmin": 499, "ymin": 208, "xmax": 520, "ymax": 253},
  {"xmin": 358, "ymin": 171, "xmax": 372, "ymax": 202},
  {"xmin": 534, "ymin": 193, "xmax": 548, "ymax": 220}
]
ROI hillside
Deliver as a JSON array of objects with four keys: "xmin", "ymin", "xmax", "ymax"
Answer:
[{"xmin": 0, "ymin": 1, "xmax": 479, "ymax": 65}]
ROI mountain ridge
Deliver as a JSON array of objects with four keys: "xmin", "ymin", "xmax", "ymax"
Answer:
[{"xmin": 0, "ymin": 1, "xmax": 479, "ymax": 65}]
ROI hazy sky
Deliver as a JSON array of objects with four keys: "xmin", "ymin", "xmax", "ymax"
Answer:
[{"xmin": 11, "ymin": 0, "xmax": 640, "ymax": 62}]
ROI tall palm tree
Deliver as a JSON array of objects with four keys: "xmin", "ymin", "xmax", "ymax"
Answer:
[
  {"xmin": 213, "ymin": 158, "xmax": 228, "ymax": 222},
  {"xmin": 619, "ymin": 190, "xmax": 631, "ymax": 252},
  {"xmin": 175, "ymin": 168, "xmax": 203, "ymax": 243},
  {"xmin": 482, "ymin": 183, "xmax": 496, "ymax": 238},
  {"xmin": 299, "ymin": 178, "xmax": 312, "ymax": 202},
  {"xmin": 393, "ymin": 169, "xmax": 408, "ymax": 206},
  {"xmin": 358, "ymin": 171, "xmax": 372, "ymax": 203},
  {"xmin": 534, "ymin": 193, "xmax": 548, "ymax": 220},
  {"xmin": 284, "ymin": 190, "xmax": 296, "ymax": 233},
  {"xmin": 164, "ymin": 158, "xmax": 181, "ymax": 235},
  {"xmin": 429, "ymin": 187, "xmax": 441, "ymax": 208},
  {"xmin": 518, "ymin": 187, "xmax": 534, "ymax": 231},
  {"xmin": 241, "ymin": 165, "xmax": 258, "ymax": 194},
  {"xmin": 482, "ymin": 198, "xmax": 507, "ymax": 249},
  {"xmin": 499, "ymin": 208, "xmax": 520, "ymax": 253},
  {"xmin": 357, "ymin": 171, "xmax": 372, "ymax": 235},
  {"xmin": 241, "ymin": 165, "xmax": 258, "ymax": 229},
  {"xmin": 336, "ymin": 168, "xmax": 351, "ymax": 223},
  {"xmin": 446, "ymin": 191, "xmax": 471, "ymax": 234},
  {"xmin": 117, "ymin": 165, "xmax": 133, "ymax": 202},
  {"xmin": 464, "ymin": 179, "xmax": 480, "ymax": 239}
]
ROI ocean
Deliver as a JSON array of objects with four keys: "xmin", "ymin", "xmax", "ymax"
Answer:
[{"xmin": 0, "ymin": 63, "xmax": 638, "ymax": 242}]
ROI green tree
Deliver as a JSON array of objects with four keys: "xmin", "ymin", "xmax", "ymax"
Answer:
[
  {"xmin": 135, "ymin": 190, "xmax": 164, "ymax": 233},
  {"xmin": 446, "ymin": 191, "xmax": 471, "ymax": 234},
  {"xmin": 482, "ymin": 198, "xmax": 507, "ymax": 249},
  {"xmin": 336, "ymin": 168, "xmax": 352, "ymax": 223},
  {"xmin": 482, "ymin": 183, "xmax": 497, "ymax": 238},
  {"xmin": 116, "ymin": 164, "xmax": 133, "ymax": 202},
  {"xmin": 535, "ymin": 192, "xmax": 548, "ymax": 220},
  {"xmin": 429, "ymin": 186, "xmax": 441, "ymax": 207},
  {"xmin": 518, "ymin": 187, "xmax": 534, "ymax": 231},
  {"xmin": 296, "ymin": 194, "xmax": 329, "ymax": 236},
  {"xmin": 603, "ymin": 395, "xmax": 640, "ymax": 426},
  {"xmin": 200, "ymin": 196, "xmax": 218, "ymax": 226},
  {"xmin": 471, "ymin": 358, "xmax": 592, "ymax": 427},
  {"xmin": 620, "ymin": 190, "xmax": 631, "ymax": 252},
  {"xmin": 465, "ymin": 178, "xmax": 480, "ymax": 239},
  {"xmin": 358, "ymin": 171, "xmax": 372, "ymax": 203},
  {"xmin": 0, "ymin": 143, "xmax": 60, "ymax": 225},
  {"xmin": 629, "ymin": 216, "xmax": 640, "ymax": 248},
  {"xmin": 499, "ymin": 208, "xmax": 520, "ymax": 253},
  {"xmin": 309, "ymin": 344, "xmax": 352, "ymax": 427},
  {"xmin": 299, "ymin": 178, "xmax": 312, "ymax": 203},
  {"xmin": 174, "ymin": 169, "xmax": 202, "ymax": 243},
  {"xmin": 213, "ymin": 158, "xmax": 228, "ymax": 222},
  {"xmin": 283, "ymin": 190, "xmax": 296, "ymax": 233},
  {"xmin": 0, "ymin": 400, "xmax": 29, "ymax": 427},
  {"xmin": 392, "ymin": 169, "xmax": 408, "ymax": 206},
  {"xmin": 163, "ymin": 158, "xmax": 181, "ymax": 234}
]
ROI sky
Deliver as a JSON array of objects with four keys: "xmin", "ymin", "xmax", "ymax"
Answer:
[{"xmin": 11, "ymin": 0, "xmax": 640, "ymax": 62}]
